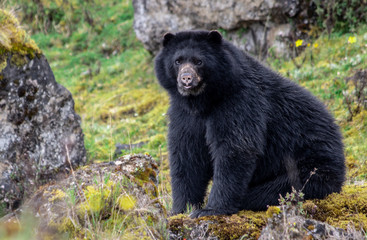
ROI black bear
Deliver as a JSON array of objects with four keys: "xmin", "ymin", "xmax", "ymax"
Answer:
[{"xmin": 154, "ymin": 30, "xmax": 346, "ymax": 218}]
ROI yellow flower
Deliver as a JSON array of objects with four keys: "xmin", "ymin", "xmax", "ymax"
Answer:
[
  {"xmin": 313, "ymin": 43, "xmax": 319, "ymax": 48},
  {"xmin": 307, "ymin": 43, "xmax": 311, "ymax": 47},
  {"xmin": 348, "ymin": 36, "xmax": 356, "ymax": 44},
  {"xmin": 295, "ymin": 39, "xmax": 303, "ymax": 47}
]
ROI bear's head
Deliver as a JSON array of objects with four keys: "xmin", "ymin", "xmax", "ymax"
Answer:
[{"xmin": 155, "ymin": 30, "xmax": 226, "ymax": 97}]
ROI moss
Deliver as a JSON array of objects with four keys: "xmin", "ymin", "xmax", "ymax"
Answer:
[
  {"xmin": 55, "ymin": 216, "xmax": 82, "ymax": 238},
  {"xmin": 168, "ymin": 214, "xmax": 197, "ymax": 238},
  {"xmin": 207, "ymin": 211, "xmax": 267, "ymax": 240},
  {"xmin": 168, "ymin": 211, "xmax": 267, "ymax": 240},
  {"xmin": 306, "ymin": 184, "xmax": 367, "ymax": 231},
  {"xmin": 77, "ymin": 180, "xmax": 114, "ymax": 215},
  {"xmin": 47, "ymin": 189, "xmax": 67, "ymax": 202},
  {"xmin": 168, "ymin": 185, "xmax": 367, "ymax": 239},
  {"xmin": 117, "ymin": 194, "xmax": 136, "ymax": 211},
  {"xmin": 0, "ymin": 9, "xmax": 41, "ymax": 71},
  {"xmin": 266, "ymin": 206, "xmax": 281, "ymax": 218}
]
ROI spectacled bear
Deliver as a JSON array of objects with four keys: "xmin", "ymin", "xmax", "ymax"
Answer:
[{"xmin": 154, "ymin": 30, "xmax": 346, "ymax": 218}]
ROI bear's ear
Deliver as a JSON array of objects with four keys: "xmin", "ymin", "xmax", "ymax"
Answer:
[
  {"xmin": 207, "ymin": 30, "xmax": 222, "ymax": 44},
  {"xmin": 163, "ymin": 32, "xmax": 175, "ymax": 47}
]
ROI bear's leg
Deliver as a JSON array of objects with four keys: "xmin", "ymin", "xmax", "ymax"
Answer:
[
  {"xmin": 243, "ymin": 174, "xmax": 292, "ymax": 211},
  {"xmin": 244, "ymin": 165, "xmax": 344, "ymax": 211},
  {"xmin": 299, "ymin": 165, "xmax": 344, "ymax": 200},
  {"xmin": 190, "ymin": 152, "xmax": 258, "ymax": 218},
  {"xmin": 168, "ymin": 116, "xmax": 213, "ymax": 215}
]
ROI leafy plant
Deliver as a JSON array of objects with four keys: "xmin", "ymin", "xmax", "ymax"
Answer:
[
  {"xmin": 314, "ymin": 0, "xmax": 367, "ymax": 34},
  {"xmin": 343, "ymin": 69, "xmax": 367, "ymax": 121}
]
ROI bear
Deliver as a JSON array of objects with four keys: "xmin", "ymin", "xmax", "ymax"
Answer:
[{"xmin": 154, "ymin": 30, "xmax": 346, "ymax": 218}]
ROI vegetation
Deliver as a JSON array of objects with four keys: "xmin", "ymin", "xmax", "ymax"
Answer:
[
  {"xmin": 3, "ymin": 0, "xmax": 168, "ymax": 162},
  {"xmin": 314, "ymin": 0, "xmax": 367, "ymax": 34},
  {"xmin": 0, "ymin": 9, "xmax": 40, "ymax": 71},
  {"xmin": 168, "ymin": 184, "xmax": 367, "ymax": 239},
  {"xmin": 0, "ymin": 0, "xmax": 367, "ymax": 239}
]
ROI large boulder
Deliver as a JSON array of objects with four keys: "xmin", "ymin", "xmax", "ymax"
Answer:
[
  {"xmin": 0, "ymin": 10, "xmax": 86, "ymax": 214},
  {"xmin": 132, "ymin": 0, "xmax": 315, "ymax": 58}
]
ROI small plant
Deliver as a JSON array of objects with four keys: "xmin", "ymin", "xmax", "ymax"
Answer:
[
  {"xmin": 343, "ymin": 69, "xmax": 367, "ymax": 121},
  {"xmin": 278, "ymin": 168, "xmax": 317, "ymax": 216},
  {"xmin": 279, "ymin": 187, "xmax": 305, "ymax": 215},
  {"xmin": 314, "ymin": 0, "xmax": 367, "ymax": 34}
]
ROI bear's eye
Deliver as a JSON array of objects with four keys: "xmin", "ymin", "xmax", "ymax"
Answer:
[
  {"xmin": 193, "ymin": 59, "xmax": 202, "ymax": 66},
  {"xmin": 175, "ymin": 59, "xmax": 181, "ymax": 65}
]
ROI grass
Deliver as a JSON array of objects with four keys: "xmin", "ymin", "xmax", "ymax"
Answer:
[{"xmin": 26, "ymin": 0, "xmax": 169, "ymax": 162}]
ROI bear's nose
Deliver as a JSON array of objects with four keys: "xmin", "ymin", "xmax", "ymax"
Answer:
[{"xmin": 180, "ymin": 72, "xmax": 192, "ymax": 86}]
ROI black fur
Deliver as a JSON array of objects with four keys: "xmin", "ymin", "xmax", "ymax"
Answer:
[{"xmin": 154, "ymin": 30, "xmax": 346, "ymax": 218}]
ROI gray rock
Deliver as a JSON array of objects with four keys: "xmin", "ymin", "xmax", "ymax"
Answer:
[
  {"xmin": 0, "ymin": 54, "xmax": 86, "ymax": 214},
  {"xmin": 259, "ymin": 210, "xmax": 365, "ymax": 240},
  {"xmin": 132, "ymin": 0, "xmax": 314, "ymax": 58}
]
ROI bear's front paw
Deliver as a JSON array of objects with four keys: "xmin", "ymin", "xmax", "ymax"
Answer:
[{"xmin": 190, "ymin": 208, "xmax": 236, "ymax": 218}]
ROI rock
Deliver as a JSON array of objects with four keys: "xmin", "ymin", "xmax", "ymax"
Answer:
[
  {"xmin": 1, "ymin": 154, "xmax": 166, "ymax": 239},
  {"xmin": 0, "ymin": 10, "xmax": 86, "ymax": 214},
  {"xmin": 114, "ymin": 141, "xmax": 147, "ymax": 158},
  {"xmin": 132, "ymin": 0, "xmax": 316, "ymax": 57},
  {"xmin": 167, "ymin": 185, "xmax": 367, "ymax": 239},
  {"xmin": 259, "ymin": 212, "xmax": 364, "ymax": 240},
  {"xmin": 168, "ymin": 211, "xmax": 267, "ymax": 239}
]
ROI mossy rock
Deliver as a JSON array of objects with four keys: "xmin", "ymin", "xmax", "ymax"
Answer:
[
  {"xmin": 0, "ymin": 9, "xmax": 41, "ymax": 72},
  {"xmin": 0, "ymin": 154, "xmax": 167, "ymax": 239},
  {"xmin": 168, "ymin": 184, "xmax": 367, "ymax": 239},
  {"xmin": 168, "ymin": 211, "xmax": 267, "ymax": 240},
  {"xmin": 305, "ymin": 184, "xmax": 367, "ymax": 231}
]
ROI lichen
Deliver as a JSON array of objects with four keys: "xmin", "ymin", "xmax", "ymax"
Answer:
[{"xmin": 0, "ymin": 9, "xmax": 41, "ymax": 71}]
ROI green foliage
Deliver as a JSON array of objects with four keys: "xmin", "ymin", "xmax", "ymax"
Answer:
[
  {"xmin": 0, "ymin": 9, "xmax": 41, "ymax": 71},
  {"xmin": 279, "ymin": 187, "xmax": 305, "ymax": 215},
  {"xmin": 9, "ymin": 0, "xmax": 94, "ymax": 34},
  {"xmin": 315, "ymin": 0, "xmax": 367, "ymax": 34}
]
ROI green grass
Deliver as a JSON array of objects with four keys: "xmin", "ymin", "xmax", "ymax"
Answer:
[{"xmin": 27, "ymin": 0, "xmax": 168, "ymax": 162}]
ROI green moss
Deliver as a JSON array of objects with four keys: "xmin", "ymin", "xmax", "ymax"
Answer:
[
  {"xmin": 208, "ymin": 211, "xmax": 267, "ymax": 240},
  {"xmin": 266, "ymin": 206, "xmax": 281, "ymax": 218},
  {"xmin": 0, "ymin": 9, "xmax": 41, "ymax": 71},
  {"xmin": 168, "ymin": 211, "xmax": 267, "ymax": 240},
  {"xmin": 78, "ymin": 180, "xmax": 115, "ymax": 215},
  {"xmin": 168, "ymin": 184, "xmax": 367, "ymax": 239},
  {"xmin": 117, "ymin": 194, "xmax": 136, "ymax": 211},
  {"xmin": 306, "ymin": 184, "xmax": 367, "ymax": 231},
  {"xmin": 47, "ymin": 189, "xmax": 67, "ymax": 202}
]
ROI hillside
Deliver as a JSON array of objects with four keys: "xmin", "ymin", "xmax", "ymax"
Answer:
[{"xmin": 1, "ymin": 0, "xmax": 367, "ymax": 239}]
